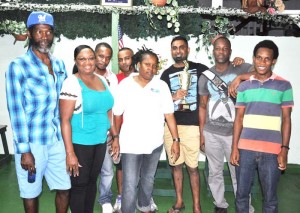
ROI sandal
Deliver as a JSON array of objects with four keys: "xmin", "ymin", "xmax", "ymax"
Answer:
[{"xmin": 167, "ymin": 204, "xmax": 185, "ymax": 213}]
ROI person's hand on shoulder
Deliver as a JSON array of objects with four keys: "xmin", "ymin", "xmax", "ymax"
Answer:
[{"xmin": 232, "ymin": 57, "xmax": 245, "ymax": 67}]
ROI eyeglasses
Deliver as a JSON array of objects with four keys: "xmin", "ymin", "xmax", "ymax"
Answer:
[{"xmin": 76, "ymin": 57, "xmax": 95, "ymax": 63}]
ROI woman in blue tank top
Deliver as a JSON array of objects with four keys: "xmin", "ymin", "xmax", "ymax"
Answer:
[{"xmin": 59, "ymin": 45, "xmax": 119, "ymax": 213}]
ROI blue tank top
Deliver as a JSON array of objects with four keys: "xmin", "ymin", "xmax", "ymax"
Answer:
[{"xmin": 71, "ymin": 77, "xmax": 114, "ymax": 145}]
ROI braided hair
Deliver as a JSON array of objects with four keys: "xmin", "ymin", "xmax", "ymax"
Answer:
[{"xmin": 132, "ymin": 45, "xmax": 159, "ymax": 71}]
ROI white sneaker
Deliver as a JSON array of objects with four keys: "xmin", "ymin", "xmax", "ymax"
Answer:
[
  {"xmin": 102, "ymin": 203, "xmax": 114, "ymax": 213},
  {"xmin": 113, "ymin": 195, "xmax": 122, "ymax": 212},
  {"xmin": 150, "ymin": 197, "xmax": 158, "ymax": 211}
]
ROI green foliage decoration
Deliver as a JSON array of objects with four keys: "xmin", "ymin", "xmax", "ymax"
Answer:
[
  {"xmin": 0, "ymin": 0, "xmax": 204, "ymax": 40},
  {"xmin": 194, "ymin": 16, "xmax": 235, "ymax": 64},
  {"xmin": 54, "ymin": 12, "xmax": 111, "ymax": 40},
  {"xmin": 121, "ymin": 12, "xmax": 203, "ymax": 41},
  {"xmin": 0, "ymin": 19, "xmax": 27, "ymax": 35},
  {"xmin": 144, "ymin": 0, "xmax": 180, "ymax": 33},
  {"xmin": 0, "ymin": 0, "xmax": 298, "ymax": 43}
]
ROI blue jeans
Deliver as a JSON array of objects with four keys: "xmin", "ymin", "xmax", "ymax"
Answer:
[
  {"xmin": 236, "ymin": 150, "xmax": 281, "ymax": 213},
  {"xmin": 98, "ymin": 144, "xmax": 114, "ymax": 205},
  {"xmin": 121, "ymin": 145, "xmax": 163, "ymax": 213}
]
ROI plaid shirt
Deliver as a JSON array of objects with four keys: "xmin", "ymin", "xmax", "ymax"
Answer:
[{"xmin": 6, "ymin": 47, "xmax": 67, "ymax": 154}]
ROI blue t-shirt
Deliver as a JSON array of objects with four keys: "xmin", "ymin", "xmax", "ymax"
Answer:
[{"xmin": 71, "ymin": 78, "xmax": 114, "ymax": 145}]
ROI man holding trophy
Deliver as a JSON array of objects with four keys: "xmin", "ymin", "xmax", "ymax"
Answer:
[
  {"xmin": 161, "ymin": 36, "xmax": 208, "ymax": 213},
  {"xmin": 178, "ymin": 60, "xmax": 192, "ymax": 110}
]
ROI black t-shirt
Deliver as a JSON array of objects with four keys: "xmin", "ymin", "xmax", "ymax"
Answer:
[{"xmin": 160, "ymin": 61, "xmax": 208, "ymax": 125}]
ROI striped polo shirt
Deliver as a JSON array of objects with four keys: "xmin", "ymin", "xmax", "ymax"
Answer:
[{"xmin": 236, "ymin": 73, "xmax": 293, "ymax": 154}]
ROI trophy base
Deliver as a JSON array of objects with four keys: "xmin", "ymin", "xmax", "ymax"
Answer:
[{"xmin": 178, "ymin": 103, "xmax": 192, "ymax": 112}]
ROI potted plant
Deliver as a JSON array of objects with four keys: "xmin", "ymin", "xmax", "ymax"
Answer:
[
  {"xmin": 144, "ymin": 0, "xmax": 180, "ymax": 33},
  {"xmin": 0, "ymin": 20, "xmax": 27, "ymax": 43},
  {"xmin": 196, "ymin": 16, "xmax": 235, "ymax": 64}
]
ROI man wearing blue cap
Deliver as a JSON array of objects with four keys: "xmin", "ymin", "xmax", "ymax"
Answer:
[{"xmin": 6, "ymin": 11, "xmax": 71, "ymax": 213}]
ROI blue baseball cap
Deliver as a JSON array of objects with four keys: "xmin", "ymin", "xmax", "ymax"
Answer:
[{"xmin": 26, "ymin": 11, "xmax": 54, "ymax": 28}]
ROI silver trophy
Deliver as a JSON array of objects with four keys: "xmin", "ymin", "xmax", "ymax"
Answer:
[{"xmin": 178, "ymin": 60, "xmax": 191, "ymax": 110}]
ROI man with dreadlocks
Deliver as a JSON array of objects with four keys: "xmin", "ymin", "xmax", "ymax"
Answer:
[{"xmin": 5, "ymin": 11, "xmax": 70, "ymax": 213}]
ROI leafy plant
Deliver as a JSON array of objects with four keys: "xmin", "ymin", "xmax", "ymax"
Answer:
[
  {"xmin": 157, "ymin": 55, "xmax": 168, "ymax": 74},
  {"xmin": 0, "ymin": 20, "xmax": 27, "ymax": 35},
  {"xmin": 196, "ymin": 16, "xmax": 235, "ymax": 64},
  {"xmin": 0, "ymin": 20, "xmax": 28, "ymax": 45},
  {"xmin": 144, "ymin": 0, "xmax": 180, "ymax": 33}
]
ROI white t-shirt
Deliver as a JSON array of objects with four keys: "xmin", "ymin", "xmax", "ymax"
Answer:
[{"xmin": 113, "ymin": 76, "xmax": 174, "ymax": 154}]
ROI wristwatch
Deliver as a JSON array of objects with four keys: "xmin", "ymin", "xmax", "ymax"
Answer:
[{"xmin": 173, "ymin": 138, "xmax": 180, "ymax": 142}]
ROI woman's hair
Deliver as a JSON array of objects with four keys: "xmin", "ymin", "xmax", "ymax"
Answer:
[
  {"xmin": 132, "ymin": 45, "xmax": 159, "ymax": 70},
  {"xmin": 73, "ymin": 45, "xmax": 94, "ymax": 74},
  {"xmin": 72, "ymin": 64, "xmax": 78, "ymax": 74},
  {"xmin": 74, "ymin": 45, "xmax": 94, "ymax": 59}
]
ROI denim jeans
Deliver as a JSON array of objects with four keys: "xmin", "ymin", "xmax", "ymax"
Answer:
[
  {"xmin": 121, "ymin": 145, "xmax": 163, "ymax": 213},
  {"xmin": 236, "ymin": 150, "xmax": 281, "ymax": 213},
  {"xmin": 98, "ymin": 144, "xmax": 114, "ymax": 205}
]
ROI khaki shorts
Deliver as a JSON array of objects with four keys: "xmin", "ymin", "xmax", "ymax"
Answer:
[{"xmin": 164, "ymin": 125, "xmax": 200, "ymax": 168}]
